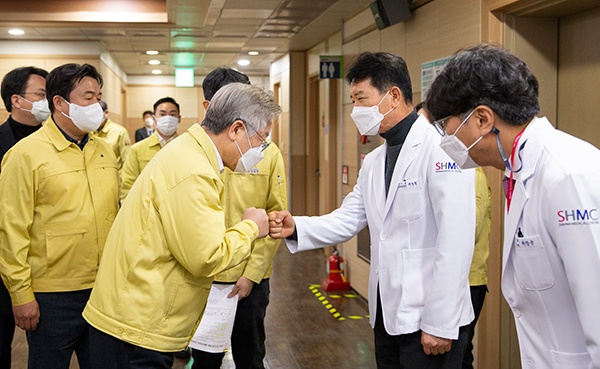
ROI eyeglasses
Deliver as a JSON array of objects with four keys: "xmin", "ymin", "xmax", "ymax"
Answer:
[
  {"xmin": 20, "ymin": 91, "xmax": 47, "ymax": 100},
  {"xmin": 433, "ymin": 109, "xmax": 476, "ymax": 136},
  {"xmin": 433, "ymin": 116, "xmax": 451, "ymax": 136},
  {"xmin": 243, "ymin": 121, "xmax": 270, "ymax": 152}
]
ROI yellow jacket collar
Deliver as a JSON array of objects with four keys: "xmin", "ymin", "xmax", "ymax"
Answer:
[
  {"xmin": 99, "ymin": 119, "xmax": 113, "ymax": 133},
  {"xmin": 44, "ymin": 117, "xmax": 76, "ymax": 152},
  {"xmin": 187, "ymin": 124, "xmax": 220, "ymax": 174},
  {"xmin": 147, "ymin": 131, "xmax": 164, "ymax": 148}
]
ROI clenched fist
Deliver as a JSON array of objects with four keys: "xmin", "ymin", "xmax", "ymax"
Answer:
[
  {"xmin": 268, "ymin": 210, "xmax": 295, "ymax": 239},
  {"xmin": 243, "ymin": 207, "xmax": 269, "ymax": 238}
]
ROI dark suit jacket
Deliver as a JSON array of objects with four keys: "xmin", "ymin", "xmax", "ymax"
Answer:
[
  {"xmin": 0, "ymin": 118, "xmax": 17, "ymax": 164},
  {"xmin": 135, "ymin": 127, "xmax": 152, "ymax": 142}
]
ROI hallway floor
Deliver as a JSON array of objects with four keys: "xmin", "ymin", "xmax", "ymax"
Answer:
[{"xmin": 9, "ymin": 243, "xmax": 375, "ymax": 368}]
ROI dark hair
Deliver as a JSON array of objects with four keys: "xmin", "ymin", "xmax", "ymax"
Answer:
[
  {"xmin": 153, "ymin": 97, "xmax": 180, "ymax": 114},
  {"xmin": 1, "ymin": 66, "xmax": 48, "ymax": 112},
  {"xmin": 425, "ymin": 44, "xmax": 540, "ymax": 126},
  {"xmin": 203, "ymin": 68, "xmax": 250, "ymax": 101},
  {"xmin": 142, "ymin": 110, "xmax": 153, "ymax": 117},
  {"xmin": 100, "ymin": 100, "xmax": 108, "ymax": 111},
  {"xmin": 345, "ymin": 52, "xmax": 412, "ymax": 104},
  {"xmin": 46, "ymin": 63, "xmax": 103, "ymax": 113}
]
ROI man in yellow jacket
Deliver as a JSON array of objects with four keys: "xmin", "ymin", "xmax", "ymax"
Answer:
[
  {"xmin": 464, "ymin": 167, "xmax": 492, "ymax": 368},
  {"xmin": 94, "ymin": 100, "xmax": 131, "ymax": 177},
  {"xmin": 192, "ymin": 68, "xmax": 287, "ymax": 369},
  {"xmin": 120, "ymin": 96, "xmax": 181, "ymax": 200},
  {"xmin": 0, "ymin": 63, "xmax": 119, "ymax": 369},
  {"xmin": 83, "ymin": 83, "xmax": 281, "ymax": 368}
]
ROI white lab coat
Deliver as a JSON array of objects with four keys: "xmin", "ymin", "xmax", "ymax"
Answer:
[
  {"xmin": 502, "ymin": 117, "xmax": 600, "ymax": 369},
  {"xmin": 287, "ymin": 116, "xmax": 476, "ymax": 339}
]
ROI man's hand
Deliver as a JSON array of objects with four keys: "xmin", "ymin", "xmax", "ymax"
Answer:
[
  {"xmin": 243, "ymin": 207, "xmax": 269, "ymax": 238},
  {"xmin": 268, "ymin": 210, "xmax": 295, "ymax": 239},
  {"xmin": 228, "ymin": 276, "xmax": 254, "ymax": 300},
  {"xmin": 13, "ymin": 300, "xmax": 40, "ymax": 331},
  {"xmin": 421, "ymin": 331, "xmax": 452, "ymax": 355}
]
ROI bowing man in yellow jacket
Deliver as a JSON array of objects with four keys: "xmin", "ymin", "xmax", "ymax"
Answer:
[
  {"xmin": 0, "ymin": 63, "xmax": 119, "ymax": 369},
  {"xmin": 192, "ymin": 68, "xmax": 287, "ymax": 369},
  {"xmin": 120, "ymin": 96, "xmax": 181, "ymax": 201},
  {"xmin": 83, "ymin": 83, "xmax": 282, "ymax": 368}
]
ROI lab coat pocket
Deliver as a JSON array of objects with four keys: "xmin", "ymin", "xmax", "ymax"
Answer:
[
  {"xmin": 550, "ymin": 350, "xmax": 591, "ymax": 369},
  {"xmin": 393, "ymin": 179, "xmax": 424, "ymax": 220},
  {"xmin": 401, "ymin": 248, "xmax": 435, "ymax": 308},
  {"xmin": 514, "ymin": 235, "xmax": 554, "ymax": 290}
]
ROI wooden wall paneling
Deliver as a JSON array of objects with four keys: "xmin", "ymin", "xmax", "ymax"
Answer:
[{"xmin": 558, "ymin": 6, "xmax": 600, "ymax": 149}]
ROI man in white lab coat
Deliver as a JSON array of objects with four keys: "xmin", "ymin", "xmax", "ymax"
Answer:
[
  {"xmin": 269, "ymin": 52, "xmax": 476, "ymax": 369},
  {"xmin": 426, "ymin": 44, "xmax": 600, "ymax": 369}
]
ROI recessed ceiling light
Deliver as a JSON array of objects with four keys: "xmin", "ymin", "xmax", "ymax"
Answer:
[
  {"xmin": 8, "ymin": 29, "xmax": 24, "ymax": 36},
  {"xmin": 151, "ymin": 69, "xmax": 162, "ymax": 75},
  {"xmin": 148, "ymin": 60, "xmax": 161, "ymax": 65},
  {"xmin": 146, "ymin": 50, "xmax": 159, "ymax": 55},
  {"xmin": 248, "ymin": 51, "xmax": 259, "ymax": 56},
  {"xmin": 237, "ymin": 59, "xmax": 250, "ymax": 66}
]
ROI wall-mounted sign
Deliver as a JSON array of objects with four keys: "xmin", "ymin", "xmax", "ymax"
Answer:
[
  {"xmin": 342, "ymin": 165, "xmax": 349, "ymax": 185},
  {"xmin": 320, "ymin": 55, "xmax": 343, "ymax": 79},
  {"xmin": 421, "ymin": 56, "xmax": 450, "ymax": 101}
]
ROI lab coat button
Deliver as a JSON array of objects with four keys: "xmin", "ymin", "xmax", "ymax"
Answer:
[
  {"xmin": 513, "ymin": 308, "xmax": 521, "ymax": 317},
  {"xmin": 380, "ymin": 233, "xmax": 387, "ymax": 241}
]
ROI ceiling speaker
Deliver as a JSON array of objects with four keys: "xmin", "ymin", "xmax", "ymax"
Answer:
[{"xmin": 370, "ymin": 0, "xmax": 411, "ymax": 30}]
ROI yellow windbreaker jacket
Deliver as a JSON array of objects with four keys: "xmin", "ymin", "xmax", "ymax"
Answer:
[
  {"xmin": 120, "ymin": 131, "xmax": 162, "ymax": 200},
  {"xmin": 217, "ymin": 142, "xmax": 287, "ymax": 283},
  {"xmin": 93, "ymin": 119, "xmax": 131, "ymax": 174},
  {"xmin": 470, "ymin": 167, "xmax": 492, "ymax": 286},
  {"xmin": 0, "ymin": 117, "xmax": 119, "ymax": 305},
  {"xmin": 83, "ymin": 124, "xmax": 258, "ymax": 352}
]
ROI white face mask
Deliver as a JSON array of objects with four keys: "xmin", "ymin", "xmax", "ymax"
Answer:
[
  {"xmin": 234, "ymin": 125, "xmax": 265, "ymax": 173},
  {"xmin": 350, "ymin": 90, "xmax": 394, "ymax": 136},
  {"xmin": 439, "ymin": 109, "xmax": 482, "ymax": 169},
  {"xmin": 145, "ymin": 117, "xmax": 154, "ymax": 128},
  {"xmin": 155, "ymin": 115, "xmax": 179, "ymax": 136},
  {"xmin": 61, "ymin": 98, "xmax": 104, "ymax": 133},
  {"xmin": 19, "ymin": 97, "xmax": 51, "ymax": 123}
]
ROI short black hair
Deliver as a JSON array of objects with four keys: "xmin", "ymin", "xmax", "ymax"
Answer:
[
  {"xmin": 1, "ymin": 66, "xmax": 48, "ymax": 112},
  {"xmin": 142, "ymin": 110, "xmax": 153, "ymax": 117},
  {"xmin": 345, "ymin": 52, "xmax": 413, "ymax": 104},
  {"xmin": 202, "ymin": 68, "xmax": 251, "ymax": 101},
  {"xmin": 425, "ymin": 44, "xmax": 540, "ymax": 126},
  {"xmin": 46, "ymin": 63, "xmax": 103, "ymax": 113},
  {"xmin": 153, "ymin": 97, "xmax": 180, "ymax": 114}
]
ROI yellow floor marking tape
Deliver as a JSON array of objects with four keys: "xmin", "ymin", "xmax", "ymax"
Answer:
[{"xmin": 308, "ymin": 285, "xmax": 368, "ymax": 321}]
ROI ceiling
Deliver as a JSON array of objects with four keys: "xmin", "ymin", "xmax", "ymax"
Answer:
[{"xmin": 0, "ymin": 0, "xmax": 374, "ymax": 77}]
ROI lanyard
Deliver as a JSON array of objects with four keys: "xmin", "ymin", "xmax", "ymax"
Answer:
[{"xmin": 506, "ymin": 130, "xmax": 525, "ymax": 212}]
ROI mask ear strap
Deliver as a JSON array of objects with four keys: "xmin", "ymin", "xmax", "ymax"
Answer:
[
  {"xmin": 233, "ymin": 138, "xmax": 244, "ymax": 156},
  {"xmin": 377, "ymin": 90, "xmax": 390, "ymax": 107}
]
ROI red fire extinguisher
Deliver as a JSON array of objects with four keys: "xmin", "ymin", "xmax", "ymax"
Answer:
[{"xmin": 321, "ymin": 248, "xmax": 350, "ymax": 292}]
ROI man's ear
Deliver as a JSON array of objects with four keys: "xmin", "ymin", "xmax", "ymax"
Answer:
[
  {"xmin": 390, "ymin": 86, "xmax": 404, "ymax": 105},
  {"xmin": 202, "ymin": 100, "xmax": 209, "ymax": 110},
  {"xmin": 53, "ymin": 95, "xmax": 65, "ymax": 113},
  {"xmin": 11, "ymin": 94, "xmax": 23, "ymax": 109},
  {"xmin": 473, "ymin": 105, "xmax": 495, "ymax": 135},
  {"xmin": 227, "ymin": 119, "xmax": 245, "ymax": 140}
]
